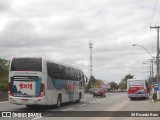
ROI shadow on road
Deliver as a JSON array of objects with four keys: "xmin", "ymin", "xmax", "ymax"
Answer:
[
  {"xmin": 130, "ymin": 97, "xmax": 151, "ymax": 101},
  {"xmin": 11, "ymin": 101, "xmax": 83, "ymax": 111}
]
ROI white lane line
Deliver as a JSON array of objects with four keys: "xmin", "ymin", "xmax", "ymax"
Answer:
[
  {"xmin": 89, "ymin": 101, "xmax": 96, "ymax": 103},
  {"xmin": 81, "ymin": 99, "xmax": 86, "ymax": 101},
  {"xmin": 0, "ymin": 101, "xmax": 9, "ymax": 103},
  {"xmin": 61, "ymin": 107, "xmax": 74, "ymax": 111},
  {"xmin": 96, "ymin": 99, "xmax": 101, "ymax": 102},
  {"xmin": 32, "ymin": 116, "xmax": 42, "ymax": 120},
  {"xmin": 78, "ymin": 103, "xmax": 87, "ymax": 106}
]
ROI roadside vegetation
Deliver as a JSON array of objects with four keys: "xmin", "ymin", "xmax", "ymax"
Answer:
[
  {"xmin": 0, "ymin": 58, "xmax": 9, "ymax": 91},
  {"xmin": 85, "ymin": 74, "xmax": 134, "ymax": 92}
]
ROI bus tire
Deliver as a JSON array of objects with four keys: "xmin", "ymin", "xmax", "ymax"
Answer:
[
  {"xmin": 76, "ymin": 93, "xmax": 81, "ymax": 103},
  {"xmin": 26, "ymin": 105, "xmax": 36, "ymax": 108},
  {"xmin": 56, "ymin": 94, "xmax": 61, "ymax": 108}
]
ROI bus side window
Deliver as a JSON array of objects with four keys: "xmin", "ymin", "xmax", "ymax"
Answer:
[
  {"xmin": 73, "ymin": 69, "xmax": 78, "ymax": 81},
  {"xmin": 71, "ymin": 68, "xmax": 74, "ymax": 80}
]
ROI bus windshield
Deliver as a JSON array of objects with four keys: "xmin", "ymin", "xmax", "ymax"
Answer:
[
  {"xmin": 129, "ymin": 80, "xmax": 144, "ymax": 87},
  {"xmin": 11, "ymin": 58, "xmax": 42, "ymax": 72}
]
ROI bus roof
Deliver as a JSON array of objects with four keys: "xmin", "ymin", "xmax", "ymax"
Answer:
[{"xmin": 11, "ymin": 57, "xmax": 83, "ymax": 72}]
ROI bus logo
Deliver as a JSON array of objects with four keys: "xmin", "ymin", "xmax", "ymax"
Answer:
[
  {"xmin": 67, "ymin": 83, "xmax": 73, "ymax": 91},
  {"xmin": 19, "ymin": 83, "xmax": 32, "ymax": 90}
]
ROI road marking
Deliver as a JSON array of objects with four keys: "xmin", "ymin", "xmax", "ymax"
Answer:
[
  {"xmin": 81, "ymin": 99, "xmax": 86, "ymax": 101},
  {"xmin": 32, "ymin": 116, "xmax": 42, "ymax": 120},
  {"xmin": 61, "ymin": 107, "xmax": 74, "ymax": 111},
  {"xmin": 0, "ymin": 101, "xmax": 9, "ymax": 103},
  {"xmin": 89, "ymin": 101, "xmax": 96, "ymax": 103},
  {"xmin": 78, "ymin": 103, "xmax": 87, "ymax": 106},
  {"xmin": 96, "ymin": 99, "xmax": 101, "ymax": 102}
]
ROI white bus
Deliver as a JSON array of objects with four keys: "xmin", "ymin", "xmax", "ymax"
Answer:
[
  {"xmin": 127, "ymin": 79, "xmax": 150, "ymax": 100},
  {"xmin": 8, "ymin": 57, "xmax": 87, "ymax": 108}
]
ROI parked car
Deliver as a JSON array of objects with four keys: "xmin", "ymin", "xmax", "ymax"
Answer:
[{"xmin": 93, "ymin": 88, "xmax": 105, "ymax": 97}]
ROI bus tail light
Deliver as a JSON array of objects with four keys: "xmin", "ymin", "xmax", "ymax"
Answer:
[
  {"xmin": 8, "ymin": 83, "xmax": 13, "ymax": 96},
  {"xmin": 38, "ymin": 83, "xmax": 45, "ymax": 97}
]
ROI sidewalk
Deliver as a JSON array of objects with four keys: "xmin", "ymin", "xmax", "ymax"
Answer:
[{"xmin": 148, "ymin": 95, "xmax": 160, "ymax": 111}]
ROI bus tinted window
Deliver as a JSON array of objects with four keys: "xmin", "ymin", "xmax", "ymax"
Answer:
[
  {"xmin": 129, "ymin": 81, "xmax": 144, "ymax": 86},
  {"xmin": 47, "ymin": 62, "xmax": 82, "ymax": 81},
  {"xmin": 11, "ymin": 58, "xmax": 42, "ymax": 72}
]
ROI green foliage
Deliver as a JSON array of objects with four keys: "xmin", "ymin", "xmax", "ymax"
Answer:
[
  {"xmin": 0, "ymin": 58, "xmax": 9, "ymax": 77},
  {"xmin": 118, "ymin": 74, "xmax": 134, "ymax": 90},
  {"xmin": 87, "ymin": 75, "xmax": 97, "ymax": 89},
  {"xmin": 109, "ymin": 82, "xmax": 118, "ymax": 90},
  {"xmin": 0, "ymin": 58, "xmax": 9, "ymax": 91},
  {"xmin": 86, "ymin": 75, "xmax": 105, "ymax": 92},
  {"xmin": 0, "ymin": 83, "xmax": 8, "ymax": 91}
]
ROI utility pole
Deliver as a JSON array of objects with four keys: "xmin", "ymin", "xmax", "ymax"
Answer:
[
  {"xmin": 149, "ymin": 59, "xmax": 154, "ymax": 78},
  {"xmin": 150, "ymin": 26, "xmax": 160, "ymax": 94},
  {"xmin": 89, "ymin": 41, "xmax": 93, "ymax": 79},
  {"xmin": 150, "ymin": 26, "xmax": 160, "ymax": 84},
  {"xmin": 149, "ymin": 66, "xmax": 152, "ymax": 78}
]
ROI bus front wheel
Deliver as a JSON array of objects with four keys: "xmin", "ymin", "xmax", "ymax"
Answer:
[{"xmin": 76, "ymin": 93, "xmax": 81, "ymax": 103}]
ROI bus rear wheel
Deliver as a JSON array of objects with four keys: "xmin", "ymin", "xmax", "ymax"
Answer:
[
  {"xmin": 26, "ymin": 105, "xmax": 36, "ymax": 108},
  {"xmin": 56, "ymin": 94, "xmax": 61, "ymax": 108}
]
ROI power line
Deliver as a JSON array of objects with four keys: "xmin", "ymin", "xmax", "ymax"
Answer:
[
  {"xmin": 150, "ymin": 0, "xmax": 158, "ymax": 26},
  {"xmin": 150, "ymin": 29, "xmax": 157, "ymax": 53},
  {"xmin": 156, "ymin": 9, "xmax": 160, "ymax": 25},
  {"xmin": 155, "ymin": 0, "xmax": 160, "ymax": 25}
]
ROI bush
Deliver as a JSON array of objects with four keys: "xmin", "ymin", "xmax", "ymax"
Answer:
[
  {"xmin": 0, "ymin": 83, "xmax": 8, "ymax": 91},
  {"xmin": 0, "ymin": 77, "xmax": 8, "ymax": 83}
]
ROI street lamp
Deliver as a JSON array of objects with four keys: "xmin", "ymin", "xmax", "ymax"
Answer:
[
  {"xmin": 133, "ymin": 44, "xmax": 160, "ymax": 96},
  {"xmin": 132, "ymin": 44, "xmax": 156, "ymax": 61}
]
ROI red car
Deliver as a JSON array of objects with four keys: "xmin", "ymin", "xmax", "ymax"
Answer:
[{"xmin": 93, "ymin": 88, "xmax": 105, "ymax": 97}]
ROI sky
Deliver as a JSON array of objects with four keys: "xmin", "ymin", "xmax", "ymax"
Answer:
[{"xmin": 0, "ymin": 0, "xmax": 159, "ymax": 83}]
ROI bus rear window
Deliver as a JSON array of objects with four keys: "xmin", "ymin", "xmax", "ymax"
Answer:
[
  {"xmin": 129, "ymin": 81, "xmax": 144, "ymax": 86},
  {"xmin": 11, "ymin": 58, "xmax": 42, "ymax": 72}
]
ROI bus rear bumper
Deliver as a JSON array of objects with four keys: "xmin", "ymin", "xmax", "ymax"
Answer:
[
  {"xmin": 128, "ymin": 94, "xmax": 146, "ymax": 98},
  {"xmin": 9, "ymin": 96, "xmax": 46, "ymax": 105}
]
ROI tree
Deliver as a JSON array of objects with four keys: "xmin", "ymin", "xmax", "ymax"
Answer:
[
  {"xmin": 95, "ymin": 79, "xmax": 104, "ymax": 87},
  {"xmin": 0, "ymin": 58, "xmax": 9, "ymax": 91},
  {"xmin": 118, "ymin": 74, "xmax": 134, "ymax": 91},
  {"xmin": 0, "ymin": 58, "xmax": 9, "ymax": 83},
  {"xmin": 109, "ymin": 82, "xmax": 118, "ymax": 90},
  {"xmin": 87, "ymin": 75, "xmax": 97, "ymax": 89},
  {"xmin": 85, "ymin": 76, "xmax": 105, "ymax": 92}
]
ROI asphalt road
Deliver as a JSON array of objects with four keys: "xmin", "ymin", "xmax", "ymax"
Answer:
[{"xmin": 0, "ymin": 93, "xmax": 160, "ymax": 120}]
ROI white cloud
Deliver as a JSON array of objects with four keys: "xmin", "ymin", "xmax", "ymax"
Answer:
[{"xmin": 0, "ymin": 0, "xmax": 157, "ymax": 83}]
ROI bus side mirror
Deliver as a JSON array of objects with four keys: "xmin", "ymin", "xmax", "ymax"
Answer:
[{"xmin": 84, "ymin": 75, "xmax": 88, "ymax": 83}]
